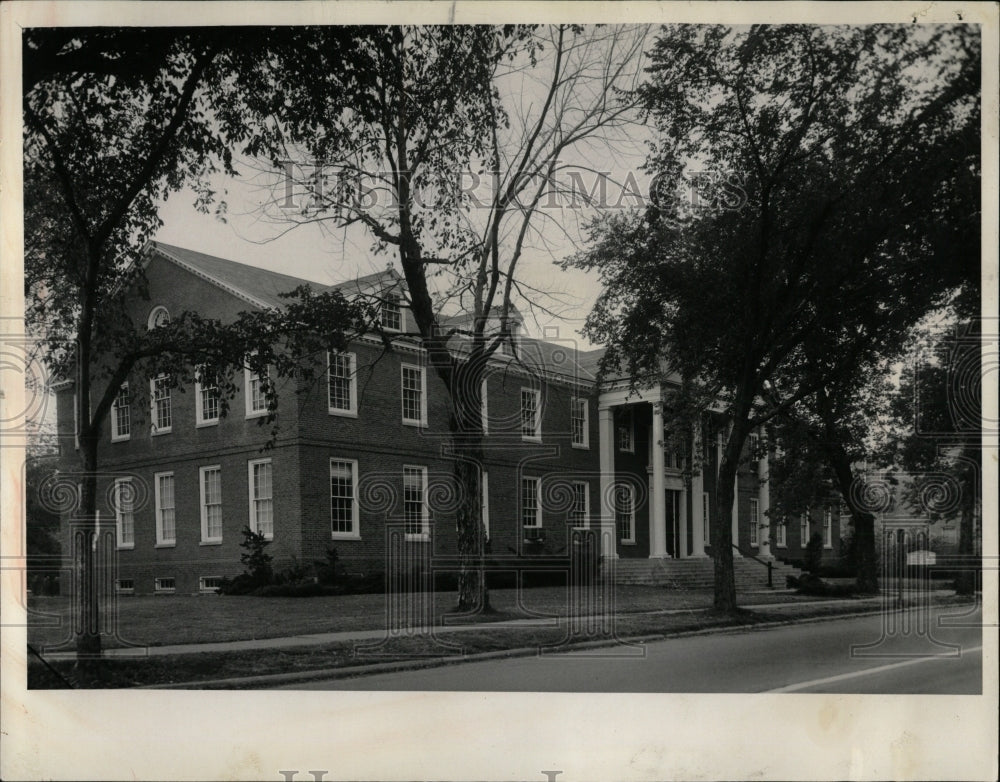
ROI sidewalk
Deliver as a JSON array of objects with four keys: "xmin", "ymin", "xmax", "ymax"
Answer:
[{"xmin": 40, "ymin": 591, "xmax": 909, "ymax": 660}]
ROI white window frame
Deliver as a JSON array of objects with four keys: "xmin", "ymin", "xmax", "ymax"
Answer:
[
  {"xmin": 150, "ymin": 375, "xmax": 172, "ymax": 435},
  {"xmin": 800, "ymin": 512, "xmax": 810, "ymax": 547},
  {"xmin": 327, "ymin": 351, "xmax": 358, "ymax": 417},
  {"xmin": 824, "ymin": 508, "xmax": 833, "ymax": 549},
  {"xmin": 570, "ymin": 480, "xmax": 590, "ymax": 529},
  {"xmin": 616, "ymin": 408, "xmax": 634, "ymax": 453},
  {"xmin": 113, "ymin": 477, "xmax": 135, "ymax": 549},
  {"xmin": 244, "ymin": 365, "xmax": 268, "ymax": 419},
  {"xmin": 147, "ymin": 305, "xmax": 170, "ymax": 330},
  {"xmin": 199, "ymin": 465, "xmax": 223, "ymax": 544},
  {"xmin": 330, "ymin": 458, "xmax": 360, "ymax": 539},
  {"xmin": 199, "ymin": 576, "xmax": 222, "ymax": 594},
  {"xmin": 115, "ymin": 579, "xmax": 135, "ymax": 594},
  {"xmin": 776, "ymin": 515, "xmax": 787, "ymax": 548},
  {"xmin": 481, "ymin": 470, "xmax": 490, "ymax": 540},
  {"xmin": 111, "ymin": 383, "xmax": 130, "ymax": 442},
  {"xmin": 196, "ymin": 367, "xmax": 220, "ymax": 427},
  {"xmin": 402, "ymin": 465, "xmax": 430, "ymax": 540},
  {"xmin": 380, "ymin": 292, "xmax": 404, "ymax": 332},
  {"xmin": 616, "ymin": 482, "xmax": 636, "ymax": 544},
  {"xmin": 480, "ymin": 377, "xmax": 489, "ymax": 435},
  {"xmin": 520, "ymin": 387, "xmax": 541, "ymax": 442},
  {"xmin": 248, "ymin": 458, "xmax": 274, "ymax": 540},
  {"xmin": 749, "ymin": 497, "xmax": 759, "ymax": 547},
  {"xmin": 571, "ymin": 397, "xmax": 589, "ymax": 449},
  {"xmin": 154, "ymin": 471, "xmax": 176, "ymax": 547},
  {"xmin": 154, "ymin": 577, "xmax": 176, "ymax": 593},
  {"xmin": 521, "ymin": 476, "xmax": 542, "ymax": 532},
  {"xmin": 748, "ymin": 432, "xmax": 760, "ymax": 461},
  {"xmin": 702, "ymin": 491, "xmax": 710, "ymax": 543},
  {"xmin": 400, "ymin": 363, "xmax": 427, "ymax": 427}
]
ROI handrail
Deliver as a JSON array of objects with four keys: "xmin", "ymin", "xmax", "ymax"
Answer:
[{"xmin": 732, "ymin": 543, "xmax": 773, "ymax": 587}]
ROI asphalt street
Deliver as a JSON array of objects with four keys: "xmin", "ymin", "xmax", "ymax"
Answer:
[{"xmin": 280, "ymin": 603, "xmax": 985, "ymax": 693}]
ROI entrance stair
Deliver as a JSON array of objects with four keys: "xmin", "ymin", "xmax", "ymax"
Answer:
[{"xmin": 604, "ymin": 556, "xmax": 803, "ymax": 590}]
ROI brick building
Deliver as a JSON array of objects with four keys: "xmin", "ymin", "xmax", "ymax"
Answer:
[{"xmin": 54, "ymin": 242, "xmax": 840, "ymax": 594}]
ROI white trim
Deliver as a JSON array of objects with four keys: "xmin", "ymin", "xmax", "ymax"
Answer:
[
  {"xmin": 380, "ymin": 291, "xmax": 404, "ymax": 332},
  {"xmin": 616, "ymin": 407, "xmax": 634, "ymax": 453},
  {"xmin": 151, "ymin": 245, "xmax": 272, "ymax": 310},
  {"xmin": 150, "ymin": 376, "xmax": 172, "ymax": 435},
  {"xmin": 113, "ymin": 477, "xmax": 135, "ymax": 550},
  {"xmin": 244, "ymin": 366, "xmax": 268, "ymax": 419},
  {"xmin": 115, "ymin": 578, "xmax": 135, "ymax": 594},
  {"xmin": 330, "ymin": 458, "xmax": 361, "ymax": 539},
  {"xmin": 154, "ymin": 577, "xmax": 176, "ymax": 593},
  {"xmin": 800, "ymin": 511, "xmax": 810, "ymax": 547},
  {"xmin": 571, "ymin": 397, "xmax": 589, "ymax": 449},
  {"xmin": 702, "ymin": 491, "xmax": 710, "ymax": 544},
  {"xmin": 199, "ymin": 576, "xmax": 223, "ymax": 594},
  {"xmin": 111, "ymin": 382, "xmax": 130, "ymax": 442},
  {"xmin": 776, "ymin": 515, "xmax": 787, "ymax": 548},
  {"xmin": 400, "ymin": 363, "xmax": 427, "ymax": 427},
  {"xmin": 248, "ymin": 458, "xmax": 274, "ymax": 540},
  {"xmin": 520, "ymin": 476, "xmax": 543, "ymax": 533},
  {"xmin": 520, "ymin": 387, "xmax": 542, "ymax": 442},
  {"xmin": 147, "ymin": 305, "xmax": 170, "ymax": 330},
  {"xmin": 327, "ymin": 351, "xmax": 358, "ymax": 417},
  {"xmin": 570, "ymin": 479, "xmax": 590, "ymax": 529},
  {"xmin": 824, "ymin": 508, "xmax": 833, "ymax": 549},
  {"xmin": 402, "ymin": 464, "xmax": 430, "ymax": 540},
  {"xmin": 199, "ymin": 465, "xmax": 223, "ymax": 544},
  {"xmin": 749, "ymin": 497, "xmax": 760, "ymax": 547},
  {"xmin": 616, "ymin": 482, "xmax": 636, "ymax": 544},
  {"xmin": 195, "ymin": 368, "xmax": 220, "ymax": 427},
  {"xmin": 154, "ymin": 471, "xmax": 176, "ymax": 546},
  {"xmin": 481, "ymin": 377, "xmax": 489, "ymax": 435}
]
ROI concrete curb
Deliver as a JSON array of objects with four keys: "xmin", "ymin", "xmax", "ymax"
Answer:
[{"xmin": 145, "ymin": 600, "xmax": 955, "ymax": 690}]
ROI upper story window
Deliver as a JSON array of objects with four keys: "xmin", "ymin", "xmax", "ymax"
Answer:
[
  {"xmin": 401, "ymin": 364, "xmax": 427, "ymax": 426},
  {"xmin": 748, "ymin": 431, "xmax": 761, "ymax": 462},
  {"xmin": 500, "ymin": 321, "xmax": 521, "ymax": 356},
  {"xmin": 111, "ymin": 383, "xmax": 130, "ymax": 441},
  {"xmin": 328, "ymin": 351, "xmax": 358, "ymax": 417},
  {"xmin": 147, "ymin": 306, "xmax": 170, "ymax": 330},
  {"xmin": 150, "ymin": 376, "xmax": 172, "ymax": 435},
  {"xmin": 380, "ymin": 292, "xmax": 402, "ymax": 331},
  {"xmin": 571, "ymin": 398, "xmax": 589, "ymax": 448},
  {"xmin": 196, "ymin": 367, "xmax": 220, "ymax": 426},
  {"xmin": 245, "ymin": 364, "xmax": 268, "ymax": 418},
  {"xmin": 520, "ymin": 388, "xmax": 541, "ymax": 441},
  {"xmin": 616, "ymin": 407, "xmax": 634, "ymax": 453}
]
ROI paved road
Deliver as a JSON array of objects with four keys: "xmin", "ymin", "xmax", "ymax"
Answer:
[{"xmin": 280, "ymin": 604, "xmax": 984, "ymax": 693}]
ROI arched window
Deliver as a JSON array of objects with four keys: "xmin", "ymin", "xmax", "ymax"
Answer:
[{"xmin": 147, "ymin": 306, "xmax": 170, "ymax": 329}]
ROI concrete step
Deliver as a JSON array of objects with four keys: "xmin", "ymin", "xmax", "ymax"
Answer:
[{"xmin": 604, "ymin": 556, "xmax": 803, "ymax": 589}]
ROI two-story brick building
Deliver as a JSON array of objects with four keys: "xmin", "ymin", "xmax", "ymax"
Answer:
[{"xmin": 54, "ymin": 241, "xmax": 842, "ymax": 595}]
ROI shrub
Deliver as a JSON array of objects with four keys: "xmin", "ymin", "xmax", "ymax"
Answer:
[
  {"xmin": 804, "ymin": 531, "xmax": 825, "ymax": 574},
  {"xmin": 239, "ymin": 526, "xmax": 274, "ymax": 586}
]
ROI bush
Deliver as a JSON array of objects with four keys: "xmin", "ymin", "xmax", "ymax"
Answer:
[
  {"xmin": 314, "ymin": 546, "xmax": 339, "ymax": 586},
  {"xmin": 804, "ymin": 531, "xmax": 825, "ymax": 574}
]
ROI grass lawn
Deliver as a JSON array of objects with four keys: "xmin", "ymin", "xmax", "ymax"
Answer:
[{"xmin": 26, "ymin": 584, "xmax": 831, "ymax": 650}]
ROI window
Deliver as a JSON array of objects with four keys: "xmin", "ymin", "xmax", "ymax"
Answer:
[
  {"xmin": 147, "ymin": 306, "xmax": 170, "ymax": 330},
  {"xmin": 500, "ymin": 321, "xmax": 520, "ymax": 356},
  {"xmin": 616, "ymin": 408, "xmax": 634, "ymax": 452},
  {"xmin": 749, "ymin": 497, "xmax": 759, "ymax": 547},
  {"xmin": 571, "ymin": 398, "xmax": 589, "ymax": 448},
  {"xmin": 401, "ymin": 364, "xmax": 426, "ymax": 426},
  {"xmin": 245, "ymin": 365, "xmax": 268, "ymax": 418},
  {"xmin": 199, "ymin": 576, "xmax": 222, "ymax": 593},
  {"xmin": 481, "ymin": 470, "xmax": 490, "ymax": 540},
  {"xmin": 569, "ymin": 481, "xmax": 589, "ymax": 528},
  {"xmin": 154, "ymin": 472, "xmax": 176, "ymax": 546},
  {"xmin": 111, "ymin": 383, "xmax": 130, "ymax": 441},
  {"xmin": 330, "ymin": 459, "xmax": 359, "ymax": 538},
  {"xmin": 776, "ymin": 516, "xmax": 787, "ymax": 548},
  {"xmin": 702, "ymin": 492, "xmax": 710, "ymax": 543},
  {"xmin": 520, "ymin": 388, "xmax": 541, "ymax": 441},
  {"xmin": 199, "ymin": 466, "xmax": 223, "ymax": 543},
  {"xmin": 615, "ymin": 483, "xmax": 635, "ymax": 543},
  {"xmin": 113, "ymin": 478, "xmax": 134, "ymax": 549},
  {"xmin": 115, "ymin": 579, "xmax": 134, "ymax": 593},
  {"xmin": 327, "ymin": 351, "xmax": 357, "ymax": 416},
  {"xmin": 800, "ymin": 512, "xmax": 809, "ymax": 547},
  {"xmin": 380, "ymin": 292, "xmax": 402, "ymax": 331},
  {"xmin": 150, "ymin": 376, "xmax": 172, "ymax": 434},
  {"xmin": 248, "ymin": 459, "xmax": 274, "ymax": 539},
  {"xmin": 748, "ymin": 432, "xmax": 760, "ymax": 461},
  {"xmin": 521, "ymin": 477, "xmax": 542, "ymax": 536},
  {"xmin": 196, "ymin": 368, "xmax": 220, "ymax": 426},
  {"xmin": 480, "ymin": 378, "xmax": 489, "ymax": 435},
  {"xmin": 402, "ymin": 466, "xmax": 429, "ymax": 539},
  {"xmin": 824, "ymin": 508, "xmax": 833, "ymax": 549},
  {"xmin": 154, "ymin": 577, "xmax": 175, "ymax": 593}
]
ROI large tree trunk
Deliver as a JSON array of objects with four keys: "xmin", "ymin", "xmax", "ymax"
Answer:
[
  {"xmin": 74, "ymin": 430, "xmax": 102, "ymax": 659},
  {"xmin": 711, "ymin": 424, "xmax": 744, "ymax": 613}
]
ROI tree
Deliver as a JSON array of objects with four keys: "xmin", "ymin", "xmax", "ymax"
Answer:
[
  {"xmin": 568, "ymin": 24, "xmax": 979, "ymax": 611},
  {"xmin": 23, "ymin": 28, "xmax": 373, "ymax": 659},
  {"xmin": 251, "ymin": 25, "xmax": 648, "ymax": 611}
]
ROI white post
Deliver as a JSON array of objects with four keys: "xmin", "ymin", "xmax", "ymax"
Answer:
[
  {"xmin": 758, "ymin": 446, "xmax": 773, "ymax": 560},
  {"xmin": 678, "ymin": 486, "xmax": 688, "ymax": 558},
  {"xmin": 731, "ymin": 475, "xmax": 741, "ymax": 556},
  {"xmin": 650, "ymin": 402, "xmax": 667, "ymax": 558},
  {"xmin": 598, "ymin": 405, "xmax": 618, "ymax": 559},
  {"xmin": 690, "ymin": 425, "xmax": 707, "ymax": 557}
]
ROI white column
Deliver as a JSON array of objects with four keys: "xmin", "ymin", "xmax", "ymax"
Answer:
[
  {"xmin": 757, "ymin": 447, "xmax": 773, "ymax": 559},
  {"xmin": 731, "ymin": 475, "xmax": 741, "ymax": 556},
  {"xmin": 598, "ymin": 406, "xmax": 617, "ymax": 559},
  {"xmin": 678, "ymin": 486, "xmax": 688, "ymax": 558},
  {"xmin": 649, "ymin": 402, "xmax": 667, "ymax": 558},
  {"xmin": 690, "ymin": 426, "xmax": 707, "ymax": 557}
]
